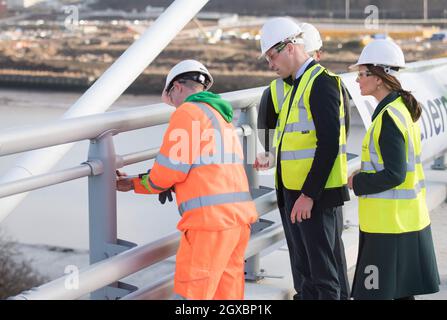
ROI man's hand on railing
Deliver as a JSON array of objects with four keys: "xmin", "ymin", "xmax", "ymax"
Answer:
[
  {"xmin": 116, "ymin": 170, "xmax": 134, "ymax": 192},
  {"xmin": 253, "ymin": 152, "xmax": 275, "ymax": 171}
]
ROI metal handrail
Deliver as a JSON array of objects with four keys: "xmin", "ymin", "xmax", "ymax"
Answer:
[
  {"xmin": 0, "ymin": 87, "xmax": 264, "ymax": 158},
  {"xmin": 11, "ymin": 233, "xmax": 180, "ymax": 300},
  {"xmin": 11, "ymin": 201, "xmax": 283, "ymax": 300},
  {"xmin": 0, "ymin": 105, "xmax": 171, "ymax": 157},
  {"xmin": 0, "ymin": 163, "xmax": 95, "ymax": 199},
  {"xmin": 4, "ymin": 56, "xmax": 446, "ymax": 300},
  {"xmin": 1, "ymin": 84, "xmax": 275, "ymax": 299},
  {"xmin": 0, "ymin": 121, "xmax": 257, "ymax": 199},
  {"xmin": 0, "ymin": 84, "xmax": 266, "ymax": 200}
]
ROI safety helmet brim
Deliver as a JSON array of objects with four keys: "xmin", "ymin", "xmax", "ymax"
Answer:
[
  {"xmin": 350, "ymin": 39, "xmax": 406, "ymax": 71},
  {"xmin": 259, "ymin": 17, "xmax": 304, "ymax": 59},
  {"xmin": 163, "ymin": 59, "xmax": 214, "ymax": 93}
]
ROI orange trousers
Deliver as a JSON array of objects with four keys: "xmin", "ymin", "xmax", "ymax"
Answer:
[{"xmin": 174, "ymin": 224, "xmax": 251, "ymax": 300}]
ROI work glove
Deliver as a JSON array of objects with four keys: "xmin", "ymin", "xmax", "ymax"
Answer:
[
  {"xmin": 159, "ymin": 187, "xmax": 174, "ymax": 204},
  {"xmin": 135, "ymin": 169, "xmax": 174, "ymax": 204}
]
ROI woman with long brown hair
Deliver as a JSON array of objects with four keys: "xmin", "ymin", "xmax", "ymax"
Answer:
[{"xmin": 348, "ymin": 39, "xmax": 439, "ymax": 300}]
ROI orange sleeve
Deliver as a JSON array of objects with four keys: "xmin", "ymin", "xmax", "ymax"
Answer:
[
  {"xmin": 132, "ymin": 177, "xmax": 151, "ymax": 194},
  {"xmin": 134, "ymin": 106, "xmax": 198, "ymax": 195}
]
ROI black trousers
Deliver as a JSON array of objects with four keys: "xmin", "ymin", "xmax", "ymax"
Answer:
[{"xmin": 278, "ymin": 188, "xmax": 350, "ymax": 300}]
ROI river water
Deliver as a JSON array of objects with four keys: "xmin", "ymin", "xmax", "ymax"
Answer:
[{"xmin": 0, "ymin": 88, "xmax": 182, "ymax": 250}]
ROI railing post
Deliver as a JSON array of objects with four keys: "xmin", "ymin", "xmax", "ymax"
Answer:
[
  {"xmin": 87, "ymin": 130, "xmax": 136, "ymax": 300},
  {"xmin": 238, "ymin": 106, "xmax": 258, "ymax": 187},
  {"xmin": 238, "ymin": 106, "xmax": 267, "ymax": 281}
]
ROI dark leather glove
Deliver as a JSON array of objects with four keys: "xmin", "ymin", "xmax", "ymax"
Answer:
[{"xmin": 158, "ymin": 188, "xmax": 174, "ymax": 204}]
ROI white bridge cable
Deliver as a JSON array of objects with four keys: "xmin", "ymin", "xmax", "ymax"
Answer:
[{"xmin": 0, "ymin": 0, "xmax": 211, "ymax": 223}]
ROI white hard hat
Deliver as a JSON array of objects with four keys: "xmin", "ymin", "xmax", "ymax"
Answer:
[
  {"xmin": 300, "ymin": 22, "xmax": 323, "ymax": 53},
  {"xmin": 259, "ymin": 17, "xmax": 304, "ymax": 57},
  {"xmin": 350, "ymin": 39, "xmax": 405, "ymax": 73},
  {"xmin": 163, "ymin": 59, "xmax": 213, "ymax": 93}
]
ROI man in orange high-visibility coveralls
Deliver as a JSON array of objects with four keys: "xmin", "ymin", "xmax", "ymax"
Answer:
[{"xmin": 116, "ymin": 60, "xmax": 258, "ymax": 300}]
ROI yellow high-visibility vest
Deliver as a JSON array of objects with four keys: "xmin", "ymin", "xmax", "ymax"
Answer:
[
  {"xmin": 270, "ymin": 78, "xmax": 293, "ymax": 114},
  {"xmin": 272, "ymin": 64, "xmax": 347, "ymax": 190},
  {"xmin": 359, "ymin": 96, "xmax": 430, "ymax": 233}
]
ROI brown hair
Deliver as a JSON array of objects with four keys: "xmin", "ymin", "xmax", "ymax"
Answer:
[{"xmin": 367, "ymin": 65, "xmax": 422, "ymax": 122}]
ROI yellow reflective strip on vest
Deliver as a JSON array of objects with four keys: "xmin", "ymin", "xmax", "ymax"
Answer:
[
  {"xmin": 275, "ymin": 79, "xmax": 284, "ymax": 113},
  {"xmin": 283, "ymin": 121, "xmax": 315, "ymax": 133},
  {"xmin": 386, "ymin": 106, "xmax": 417, "ymax": 171},
  {"xmin": 270, "ymin": 79, "xmax": 282, "ymax": 114},
  {"xmin": 281, "ymin": 144, "xmax": 346, "ymax": 161},
  {"xmin": 270, "ymin": 79, "xmax": 278, "ymax": 114},
  {"xmin": 366, "ymin": 121, "xmax": 383, "ymax": 171},
  {"xmin": 296, "ymin": 67, "xmax": 323, "ymax": 121},
  {"xmin": 363, "ymin": 180, "xmax": 425, "ymax": 200},
  {"xmin": 271, "ymin": 78, "xmax": 293, "ymax": 114},
  {"xmin": 362, "ymin": 105, "xmax": 417, "ymax": 173}
]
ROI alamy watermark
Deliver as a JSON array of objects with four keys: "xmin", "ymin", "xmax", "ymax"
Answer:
[
  {"xmin": 364, "ymin": 5, "xmax": 380, "ymax": 30},
  {"xmin": 63, "ymin": 5, "xmax": 79, "ymax": 31},
  {"xmin": 64, "ymin": 265, "xmax": 79, "ymax": 290},
  {"xmin": 364, "ymin": 265, "xmax": 379, "ymax": 290}
]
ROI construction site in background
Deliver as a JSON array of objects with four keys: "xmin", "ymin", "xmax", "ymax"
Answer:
[{"xmin": 0, "ymin": 2, "xmax": 446, "ymax": 94}]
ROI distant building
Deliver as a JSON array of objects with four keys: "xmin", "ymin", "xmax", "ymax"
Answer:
[{"xmin": 7, "ymin": 0, "xmax": 45, "ymax": 9}]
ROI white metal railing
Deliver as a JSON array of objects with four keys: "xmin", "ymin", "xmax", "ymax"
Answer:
[
  {"xmin": 10, "ymin": 220, "xmax": 284, "ymax": 300},
  {"xmin": 1, "ymin": 0, "xmax": 445, "ymax": 297},
  {"xmin": 2, "ymin": 76, "xmax": 446, "ymax": 299},
  {"xmin": 0, "ymin": 88, "xmax": 263, "ymax": 199},
  {"xmin": 2, "ymin": 85, "xmax": 284, "ymax": 300}
]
